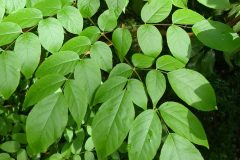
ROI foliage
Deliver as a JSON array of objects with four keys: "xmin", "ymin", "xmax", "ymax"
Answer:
[{"xmin": 0, "ymin": 0, "xmax": 239, "ymax": 159}]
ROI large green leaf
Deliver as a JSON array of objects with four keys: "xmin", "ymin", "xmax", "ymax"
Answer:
[
  {"xmin": 14, "ymin": 32, "xmax": 41, "ymax": 79},
  {"xmin": 36, "ymin": 51, "xmax": 79, "ymax": 78},
  {"xmin": 79, "ymin": 26, "xmax": 101, "ymax": 44},
  {"xmin": 57, "ymin": 6, "xmax": 83, "ymax": 34},
  {"xmin": 156, "ymin": 55, "xmax": 185, "ymax": 71},
  {"xmin": 0, "ymin": 22, "xmax": 22, "ymax": 46},
  {"xmin": 128, "ymin": 110, "xmax": 162, "ymax": 160},
  {"xmin": 172, "ymin": 9, "xmax": 205, "ymax": 25},
  {"xmin": 192, "ymin": 20, "xmax": 240, "ymax": 52},
  {"xmin": 137, "ymin": 24, "xmax": 162, "ymax": 58},
  {"xmin": 90, "ymin": 41, "xmax": 113, "ymax": 72},
  {"xmin": 160, "ymin": 133, "xmax": 204, "ymax": 160},
  {"xmin": 3, "ymin": 8, "xmax": 42, "ymax": 28},
  {"xmin": 33, "ymin": 0, "xmax": 62, "ymax": 16},
  {"xmin": 97, "ymin": 9, "xmax": 117, "ymax": 32},
  {"xmin": 145, "ymin": 70, "xmax": 166, "ymax": 108},
  {"xmin": 38, "ymin": 18, "xmax": 64, "ymax": 53},
  {"xmin": 112, "ymin": 28, "xmax": 132, "ymax": 62},
  {"xmin": 77, "ymin": 0, "xmax": 100, "ymax": 18},
  {"xmin": 159, "ymin": 102, "xmax": 209, "ymax": 148},
  {"xmin": 64, "ymin": 80, "xmax": 88, "ymax": 127},
  {"xmin": 4, "ymin": 0, "xmax": 26, "ymax": 13},
  {"xmin": 196, "ymin": 0, "xmax": 230, "ymax": 9},
  {"xmin": 105, "ymin": 0, "xmax": 128, "ymax": 16},
  {"xmin": 171, "ymin": 0, "xmax": 187, "ymax": 8},
  {"xmin": 168, "ymin": 69, "xmax": 217, "ymax": 111},
  {"xmin": 0, "ymin": 52, "xmax": 20, "ymax": 99},
  {"xmin": 109, "ymin": 63, "xmax": 133, "ymax": 79},
  {"xmin": 141, "ymin": 0, "xmax": 172, "ymax": 23},
  {"xmin": 132, "ymin": 53, "xmax": 154, "ymax": 68},
  {"xmin": 92, "ymin": 91, "xmax": 135, "ymax": 159},
  {"xmin": 26, "ymin": 92, "xmax": 68, "ymax": 153},
  {"xmin": 23, "ymin": 74, "xmax": 67, "ymax": 107}
]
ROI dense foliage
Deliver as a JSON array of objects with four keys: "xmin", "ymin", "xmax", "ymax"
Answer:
[{"xmin": 0, "ymin": 0, "xmax": 239, "ymax": 159}]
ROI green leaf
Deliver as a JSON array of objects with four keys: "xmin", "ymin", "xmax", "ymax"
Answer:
[
  {"xmin": 77, "ymin": 0, "xmax": 100, "ymax": 18},
  {"xmin": 167, "ymin": 25, "xmax": 191, "ymax": 64},
  {"xmin": 85, "ymin": 137, "xmax": 94, "ymax": 151},
  {"xmin": 14, "ymin": 32, "xmax": 41, "ymax": 79},
  {"xmin": 128, "ymin": 110, "xmax": 162, "ymax": 160},
  {"xmin": 109, "ymin": 63, "xmax": 133, "ymax": 79},
  {"xmin": 92, "ymin": 91, "xmax": 135, "ymax": 159},
  {"xmin": 93, "ymin": 76, "xmax": 128, "ymax": 105},
  {"xmin": 90, "ymin": 41, "xmax": 113, "ymax": 72},
  {"xmin": 112, "ymin": 28, "xmax": 132, "ymax": 62},
  {"xmin": 57, "ymin": 6, "xmax": 83, "ymax": 34},
  {"xmin": 3, "ymin": 8, "xmax": 43, "ymax": 28},
  {"xmin": 98, "ymin": 9, "xmax": 117, "ymax": 32},
  {"xmin": 160, "ymin": 133, "xmax": 204, "ymax": 160},
  {"xmin": 0, "ymin": 141, "xmax": 20, "ymax": 153},
  {"xmin": 0, "ymin": 22, "xmax": 22, "ymax": 46},
  {"xmin": 171, "ymin": 0, "xmax": 187, "ymax": 8},
  {"xmin": 172, "ymin": 9, "xmax": 205, "ymax": 25},
  {"xmin": 127, "ymin": 79, "xmax": 148, "ymax": 110},
  {"xmin": 0, "ymin": 52, "xmax": 20, "ymax": 99},
  {"xmin": 0, "ymin": 153, "xmax": 11, "ymax": 160},
  {"xmin": 196, "ymin": 0, "xmax": 230, "ymax": 9},
  {"xmin": 33, "ymin": 0, "xmax": 62, "ymax": 16},
  {"xmin": 36, "ymin": 51, "xmax": 79, "ymax": 78},
  {"xmin": 23, "ymin": 74, "xmax": 67, "ymax": 107},
  {"xmin": 38, "ymin": 18, "xmax": 64, "ymax": 53},
  {"xmin": 137, "ymin": 24, "xmax": 162, "ymax": 58},
  {"xmin": 146, "ymin": 70, "xmax": 166, "ymax": 108},
  {"xmin": 26, "ymin": 92, "xmax": 68, "ymax": 153},
  {"xmin": 192, "ymin": 20, "xmax": 240, "ymax": 52},
  {"xmin": 0, "ymin": 2, "xmax": 4, "ymax": 20},
  {"xmin": 84, "ymin": 151, "xmax": 95, "ymax": 160},
  {"xmin": 132, "ymin": 53, "xmax": 154, "ymax": 68},
  {"xmin": 64, "ymin": 80, "xmax": 88, "ymax": 127},
  {"xmin": 74, "ymin": 59, "xmax": 101, "ymax": 103},
  {"xmin": 167, "ymin": 69, "xmax": 217, "ymax": 111},
  {"xmin": 17, "ymin": 149, "xmax": 28, "ymax": 160},
  {"xmin": 4, "ymin": 0, "xmax": 26, "ymax": 13},
  {"xmin": 105, "ymin": 0, "xmax": 128, "ymax": 16},
  {"xmin": 79, "ymin": 26, "xmax": 101, "ymax": 44},
  {"xmin": 141, "ymin": 0, "xmax": 172, "ymax": 23},
  {"xmin": 160, "ymin": 102, "xmax": 209, "ymax": 147},
  {"xmin": 156, "ymin": 55, "xmax": 185, "ymax": 71},
  {"xmin": 61, "ymin": 36, "xmax": 91, "ymax": 55}
]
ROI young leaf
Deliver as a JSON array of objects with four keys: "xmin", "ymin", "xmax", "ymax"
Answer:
[
  {"xmin": 38, "ymin": 18, "xmax": 64, "ymax": 53},
  {"xmin": 168, "ymin": 69, "xmax": 217, "ymax": 111},
  {"xmin": 77, "ymin": 0, "xmax": 100, "ymax": 18},
  {"xmin": 159, "ymin": 102, "xmax": 209, "ymax": 148},
  {"xmin": 132, "ymin": 53, "xmax": 155, "ymax": 68},
  {"xmin": 128, "ymin": 110, "xmax": 162, "ymax": 160},
  {"xmin": 23, "ymin": 74, "xmax": 67, "ymax": 108},
  {"xmin": 97, "ymin": 9, "xmax": 117, "ymax": 32},
  {"xmin": 14, "ymin": 32, "xmax": 41, "ymax": 79},
  {"xmin": 0, "ymin": 22, "xmax": 22, "ymax": 46},
  {"xmin": 26, "ymin": 93, "xmax": 68, "ymax": 153},
  {"xmin": 137, "ymin": 24, "xmax": 162, "ymax": 58},
  {"xmin": 33, "ymin": 0, "xmax": 62, "ymax": 16},
  {"xmin": 4, "ymin": 0, "xmax": 26, "ymax": 13},
  {"xmin": 146, "ymin": 70, "xmax": 166, "ymax": 108},
  {"xmin": 92, "ymin": 91, "xmax": 135, "ymax": 159},
  {"xmin": 79, "ymin": 26, "xmax": 101, "ymax": 44},
  {"xmin": 160, "ymin": 133, "xmax": 204, "ymax": 160},
  {"xmin": 167, "ymin": 25, "xmax": 191, "ymax": 64},
  {"xmin": 105, "ymin": 0, "xmax": 128, "ymax": 16},
  {"xmin": 196, "ymin": 0, "xmax": 230, "ymax": 9},
  {"xmin": 57, "ymin": 6, "xmax": 83, "ymax": 34},
  {"xmin": 109, "ymin": 63, "xmax": 133, "ymax": 79},
  {"xmin": 112, "ymin": 28, "xmax": 132, "ymax": 62},
  {"xmin": 172, "ymin": 9, "xmax": 205, "ymax": 25},
  {"xmin": 172, "ymin": 0, "xmax": 188, "ymax": 8},
  {"xmin": 156, "ymin": 55, "xmax": 185, "ymax": 71}
]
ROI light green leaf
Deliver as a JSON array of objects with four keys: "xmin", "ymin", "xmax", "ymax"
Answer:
[
  {"xmin": 61, "ymin": 0, "xmax": 74, "ymax": 6},
  {"xmin": 109, "ymin": 63, "xmax": 133, "ymax": 79},
  {"xmin": 137, "ymin": 24, "xmax": 162, "ymax": 58},
  {"xmin": 57, "ymin": 6, "xmax": 83, "ymax": 34},
  {"xmin": 168, "ymin": 69, "xmax": 217, "ymax": 111},
  {"xmin": 79, "ymin": 26, "xmax": 101, "ymax": 44},
  {"xmin": 105, "ymin": 0, "xmax": 128, "ymax": 16},
  {"xmin": 112, "ymin": 28, "xmax": 132, "ymax": 62},
  {"xmin": 61, "ymin": 36, "xmax": 91, "ymax": 55},
  {"xmin": 98, "ymin": 9, "xmax": 117, "ymax": 32},
  {"xmin": 33, "ymin": 0, "xmax": 62, "ymax": 16},
  {"xmin": 156, "ymin": 55, "xmax": 185, "ymax": 71},
  {"xmin": 192, "ymin": 20, "xmax": 240, "ymax": 52},
  {"xmin": 196, "ymin": 0, "xmax": 230, "ymax": 9},
  {"xmin": 146, "ymin": 70, "xmax": 166, "ymax": 107},
  {"xmin": 127, "ymin": 79, "xmax": 148, "ymax": 110},
  {"xmin": 14, "ymin": 32, "xmax": 41, "ymax": 79},
  {"xmin": 23, "ymin": 74, "xmax": 66, "ymax": 108},
  {"xmin": 160, "ymin": 133, "xmax": 204, "ymax": 160},
  {"xmin": 141, "ymin": 0, "xmax": 172, "ymax": 23},
  {"xmin": 36, "ymin": 51, "xmax": 79, "ymax": 78},
  {"xmin": 0, "ymin": 2, "xmax": 4, "ymax": 20},
  {"xmin": 17, "ymin": 149, "xmax": 28, "ymax": 160},
  {"xmin": 172, "ymin": 9, "xmax": 205, "ymax": 25},
  {"xmin": 160, "ymin": 102, "xmax": 209, "ymax": 147},
  {"xmin": 77, "ymin": 0, "xmax": 100, "ymax": 18},
  {"xmin": 64, "ymin": 80, "xmax": 88, "ymax": 127},
  {"xmin": 84, "ymin": 151, "xmax": 95, "ymax": 160},
  {"xmin": 0, "ymin": 141, "xmax": 20, "ymax": 153},
  {"xmin": 85, "ymin": 137, "xmax": 94, "ymax": 151},
  {"xmin": 38, "ymin": 18, "xmax": 64, "ymax": 53},
  {"xmin": 171, "ymin": 0, "xmax": 187, "ymax": 8},
  {"xmin": 26, "ymin": 92, "xmax": 68, "ymax": 153},
  {"xmin": 128, "ymin": 110, "xmax": 162, "ymax": 160},
  {"xmin": 0, "ymin": 22, "xmax": 22, "ymax": 46},
  {"xmin": 132, "ymin": 53, "xmax": 154, "ymax": 68},
  {"xmin": 4, "ymin": 0, "xmax": 26, "ymax": 13},
  {"xmin": 0, "ymin": 52, "xmax": 20, "ymax": 99},
  {"xmin": 92, "ymin": 91, "xmax": 135, "ymax": 159},
  {"xmin": 3, "ymin": 8, "xmax": 42, "ymax": 28},
  {"xmin": 0, "ymin": 153, "xmax": 11, "ymax": 160}
]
